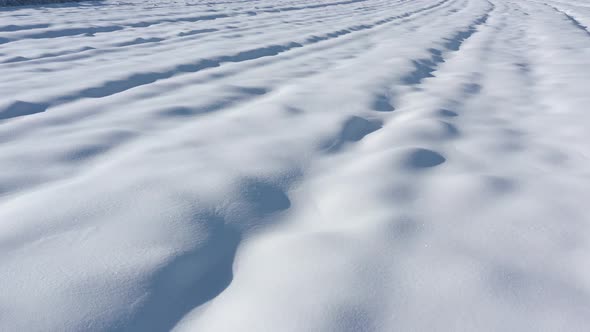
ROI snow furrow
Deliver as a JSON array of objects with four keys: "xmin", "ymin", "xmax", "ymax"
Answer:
[
  {"xmin": 0, "ymin": 0, "xmax": 455, "ymax": 111},
  {"xmin": 1, "ymin": 0, "xmax": 590, "ymax": 331}
]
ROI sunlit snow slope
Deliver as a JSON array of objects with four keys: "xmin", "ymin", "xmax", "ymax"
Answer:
[{"xmin": 1, "ymin": 0, "xmax": 590, "ymax": 330}]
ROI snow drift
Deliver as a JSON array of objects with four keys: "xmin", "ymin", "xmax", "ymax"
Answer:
[{"xmin": 1, "ymin": 0, "xmax": 590, "ymax": 330}]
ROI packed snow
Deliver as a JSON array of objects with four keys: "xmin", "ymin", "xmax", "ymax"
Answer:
[{"xmin": 1, "ymin": 0, "xmax": 590, "ymax": 330}]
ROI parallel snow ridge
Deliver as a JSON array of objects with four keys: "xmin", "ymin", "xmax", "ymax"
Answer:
[
  {"xmin": 0, "ymin": 0, "xmax": 86, "ymax": 6},
  {"xmin": 1, "ymin": 0, "xmax": 590, "ymax": 331}
]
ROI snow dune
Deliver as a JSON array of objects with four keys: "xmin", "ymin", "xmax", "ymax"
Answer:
[{"xmin": 1, "ymin": 0, "xmax": 590, "ymax": 330}]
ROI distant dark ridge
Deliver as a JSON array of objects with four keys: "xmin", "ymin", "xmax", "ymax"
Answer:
[{"xmin": 1, "ymin": 0, "xmax": 92, "ymax": 6}]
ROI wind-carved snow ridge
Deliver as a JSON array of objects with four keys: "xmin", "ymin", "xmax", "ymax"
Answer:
[
  {"xmin": 1, "ymin": 0, "xmax": 590, "ymax": 331},
  {"xmin": 548, "ymin": 4, "xmax": 590, "ymax": 36}
]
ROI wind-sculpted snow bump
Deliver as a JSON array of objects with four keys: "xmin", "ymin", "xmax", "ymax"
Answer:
[
  {"xmin": 439, "ymin": 120, "xmax": 460, "ymax": 138},
  {"xmin": 241, "ymin": 179, "xmax": 292, "ymax": 215},
  {"xmin": 399, "ymin": 147, "xmax": 446, "ymax": 169},
  {"xmin": 114, "ymin": 37, "xmax": 165, "ymax": 47},
  {"xmin": 128, "ymin": 14, "xmax": 229, "ymax": 29},
  {"xmin": 79, "ymin": 72, "xmax": 168, "ymax": 99},
  {"xmin": 306, "ymin": 29, "xmax": 352, "ymax": 43},
  {"xmin": 444, "ymin": 13, "xmax": 490, "ymax": 51},
  {"xmin": 122, "ymin": 212, "xmax": 240, "ymax": 332},
  {"xmin": 401, "ymin": 119, "xmax": 461, "ymax": 142},
  {"xmin": 371, "ymin": 93, "xmax": 395, "ymax": 112},
  {"xmin": 401, "ymin": 48, "xmax": 444, "ymax": 85},
  {"xmin": 72, "ymin": 45, "xmax": 295, "ymax": 99},
  {"xmin": 22, "ymin": 25, "xmax": 124, "ymax": 39},
  {"xmin": 260, "ymin": 0, "xmax": 367, "ymax": 13},
  {"xmin": 340, "ymin": 116, "xmax": 382, "ymax": 142},
  {"xmin": 5, "ymin": 46, "xmax": 96, "ymax": 64},
  {"xmin": 0, "ymin": 100, "xmax": 48, "ymax": 120},
  {"xmin": 437, "ymin": 108, "xmax": 459, "ymax": 117},
  {"xmin": 2, "ymin": 56, "xmax": 29, "ymax": 63},
  {"xmin": 401, "ymin": 9, "xmax": 491, "ymax": 87},
  {"xmin": 158, "ymin": 87, "xmax": 268, "ymax": 118},
  {"xmin": 229, "ymin": 85, "xmax": 268, "ymax": 96},
  {"xmin": 324, "ymin": 116, "xmax": 383, "ymax": 152},
  {"xmin": 0, "ymin": 23, "xmax": 50, "ymax": 32},
  {"xmin": 178, "ymin": 28, "xmax": 218, "ymax": 37},
  {"xmin": 219, "ymin": 43, "xmax": 303, "ymax": 62}
]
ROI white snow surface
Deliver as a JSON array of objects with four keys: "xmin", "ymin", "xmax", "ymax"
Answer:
[{"xmin": 1, "ymin": 0, "xmax": 590, "ymax": 330}]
